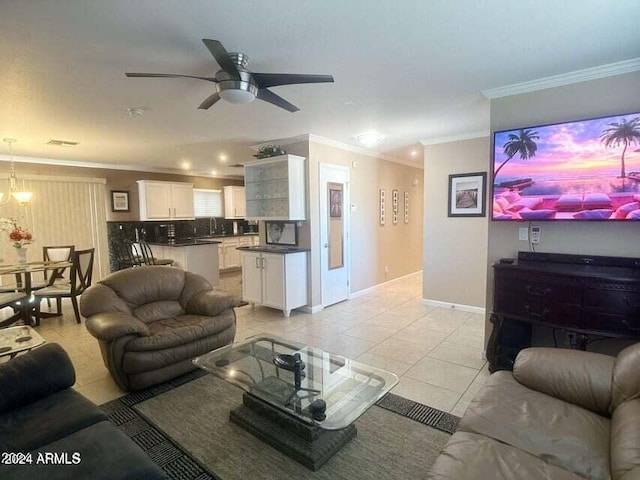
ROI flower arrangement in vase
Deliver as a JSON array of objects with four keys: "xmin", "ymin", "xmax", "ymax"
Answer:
[
  {"xmin": 7, "ymin": 223, "xmax": 33, "ymax": 264},
  {"xmin": 9, "ymin": 223, "xmax": 33, "ymax": 249}
]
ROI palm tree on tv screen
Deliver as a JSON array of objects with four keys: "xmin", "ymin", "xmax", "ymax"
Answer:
[
  {"xmin": 599, "ymin": 116, "xmax": 640, "ymax": 178},
  {"xmin": 494, "ymin": 129, "xmax": 539, "ymax": 179}
]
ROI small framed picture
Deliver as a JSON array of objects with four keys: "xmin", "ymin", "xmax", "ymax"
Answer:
[
  {"xmin": 379, "ymin": 189, "xmax": 386, "ymax": 225},
  {"xmin": 329, "ymin": 188, "xmax": 343, "ymax": 218},
  {"xmin": 404, "ymin": 191, "xmax": 409, "ymax": 223},
  {"xmin": 265, "ymin": 221, "xmax": 298, "ymax": 246},
  {"xmin": 111, "ymin": 190, "xmax": 130, "ymax": 212},
  {"xmin": 448, "ymin": 172, "xmax": 486, "ymax": 217},
  {"xmin": 392, "ymin": 189, "xmax": 399, "ymax": 224}
]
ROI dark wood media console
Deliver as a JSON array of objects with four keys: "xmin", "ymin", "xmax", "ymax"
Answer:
[{"xmin": 487, "ymin": 251, "xmax": 640, "ymax": 372}]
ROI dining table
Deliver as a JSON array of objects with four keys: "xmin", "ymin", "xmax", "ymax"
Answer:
[{"xmin": 0, "ymin": 260, "xmax": 73, "ymax": 327}]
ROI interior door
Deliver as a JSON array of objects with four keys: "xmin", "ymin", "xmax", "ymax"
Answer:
[{"xmin": 319, "ymin": 164, "xmax": 350, "ymax": 307}]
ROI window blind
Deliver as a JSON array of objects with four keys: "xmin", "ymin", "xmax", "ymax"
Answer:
[{"xmin": 193, "ymin": 189, "xmax": 222, "ymax": 217}]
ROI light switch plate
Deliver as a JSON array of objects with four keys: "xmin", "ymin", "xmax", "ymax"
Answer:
[{"xmin": 518, "ymin": 227, "xmax": 528, "ymax": 241}]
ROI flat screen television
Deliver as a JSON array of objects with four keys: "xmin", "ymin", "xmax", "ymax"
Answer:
[{"xmin": 492, "ymin": 111, "xmax": 640, "ymax": 221}]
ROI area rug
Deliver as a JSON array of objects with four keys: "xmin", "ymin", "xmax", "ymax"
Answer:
[{"xmin": 101, "ymin": 370, "xmax": 458, "ymax": 480}]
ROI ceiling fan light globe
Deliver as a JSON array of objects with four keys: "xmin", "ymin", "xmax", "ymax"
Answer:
[{"xmin": 219, "ymin": 89, "xmax": 256, "ymax": 104}]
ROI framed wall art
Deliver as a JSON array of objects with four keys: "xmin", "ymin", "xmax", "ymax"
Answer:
[
  {"xmin": 379, "ymin": 189, "xmax": 386, "ymax": 225},
  {"xmin": 404, "ymin": 191, "xmax": 409, "ymax": 223},
  {"xmin": 392, "ymin": 189, "xmax": 399, "ymax": 224},
  {"xmin": 448, "ymin": 172, "xmax": 486, "ymax": 217},
  {"xmin": 111, "ymin": 190, "xmax": 130, "ymax": 212},
  {"xmin": 265, "ymin": 220, "xmax": 298, "ymax": 246}
]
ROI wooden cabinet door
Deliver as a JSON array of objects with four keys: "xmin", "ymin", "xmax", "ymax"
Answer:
[
  {"xmin": 241, "ymin": 252, "xmax": 263, "ymax": 304},
  {"xmin": 235, "ymin": 187, "xmax": 246, "ymax": 217},
  {"xmin": 218, "ymin": 244, "xmax": 226, "ymax": 270},
  {"xmin": 224, "ymin": 186, "xmax": 246, "ymax": 218},
  {"xmin": 171, "ymin": 184, "xmax": 195, "ymax": 219},
  {"xmin": 144, "ymin": 183, "xmax": 172, "ymax": 219},
  {"xmin": 261, "ymin": 253, "xmax": 285, "ymax": 309},
  {"xmin": 224, "ymin": 239, "xmax": 241, "ymax": 269}
]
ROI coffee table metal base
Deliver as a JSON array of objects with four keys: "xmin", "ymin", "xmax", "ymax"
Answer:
[{"xmin": 230, "ymin": 392, "xmax": 357, "ymax": 471}]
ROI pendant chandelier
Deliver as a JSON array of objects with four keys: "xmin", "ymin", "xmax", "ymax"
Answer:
[{"xmin": 1, "ymin": 138, "xmax": 32, "ymax": 206}]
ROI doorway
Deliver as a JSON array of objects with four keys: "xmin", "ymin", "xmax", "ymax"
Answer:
[{"xmin": 319, "ymin": 163, "xmax": 350, "ymax": 307}]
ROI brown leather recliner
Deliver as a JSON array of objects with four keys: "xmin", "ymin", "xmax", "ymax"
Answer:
[
  {"xmin": 428, "ymin": 343, "xmax": 640, "ymax": 480},
  {"xmin": 80, "ymin": 266, "xmax": 238, "ymax": 391}
]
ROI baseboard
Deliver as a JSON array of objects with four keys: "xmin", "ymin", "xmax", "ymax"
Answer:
[
  {"xmin": 422, "ymin": 298, "xmax": 486, "ymax": 315},
  {"xmin": 299, "ymin": 305, "xmax": 323, "ymax": 314},
  {"xmin": 349, "ymin": 270, "xmax": 423, "ymax": 299}
]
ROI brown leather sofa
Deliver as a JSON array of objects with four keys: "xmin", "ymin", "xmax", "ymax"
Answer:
[
  {"xmin": 80, "ymin": 266, "xmax": 238, "ymax": 391},
  {"xmin": 428, "ymin": 344, "xmax": 640, "ymax": 480}
]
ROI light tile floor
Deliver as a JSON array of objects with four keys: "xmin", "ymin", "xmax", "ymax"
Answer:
[{"xmin": 23, "ymin": 271, "xmax": 489, "ymax": 416}]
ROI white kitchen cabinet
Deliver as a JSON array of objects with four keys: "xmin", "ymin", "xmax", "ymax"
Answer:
[
  {"xmin": 137, "ymin": 181, "xmax": 194, "ymax": 220},
  {"xmin": 223, "ymin": 186, "xmax": 246, "ymax": 219},
  {"xmin": 149, "ymin": 243, "xmax": 219, "ymax": 287},
  {"xmin": 240, "ymin": 250, "xmax": 308, "ymax": 317},
  {"xmin": 218, "ymin": 235, "xmax": 258, "ymax": 270},
  {"xmin": 219, "ymin": 237, "xmax": 241, "ymax": 270},
  {"xmin": 243, "ymin": 154, "xmax": 306, "ymax": 220}
]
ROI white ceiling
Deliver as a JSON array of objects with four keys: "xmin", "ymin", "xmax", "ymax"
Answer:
[{"xmin": 1, "ymin": 0, "xmax": 639, "ymax": 177}]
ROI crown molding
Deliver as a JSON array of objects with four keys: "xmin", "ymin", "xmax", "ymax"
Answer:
[
  {"xmin": 252, "ymin": 134, "xmax": 424, "ymax": 169},
  {"xmin": 482, "ymin": 58, "xmax": 640, "ymax": 99},
  {"xmin": 0, "ymin": 154, "xmax": 243, "ymax": 180},
  {"xmin": 309, "ymin": 134, "xmax": 423, "ymax": 168},
  {"xmin": 420, "ymin": 131, "xmax": 489, "ymax": 146}
]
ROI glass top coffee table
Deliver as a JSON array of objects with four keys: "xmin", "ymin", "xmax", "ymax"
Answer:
[
  {"xmin": 194, "ymin": 334, "xmax": 398, "ymax": 470},
  {"xmin": 0, "ymin": 326, "xmax": 45, "ymax": 359}
]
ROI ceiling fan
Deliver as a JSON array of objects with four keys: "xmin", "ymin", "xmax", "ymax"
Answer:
[{"xmin": 125, "ymin": 39, "xmax": 334, "ymax": 113}]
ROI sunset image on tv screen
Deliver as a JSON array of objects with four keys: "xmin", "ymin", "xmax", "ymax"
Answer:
[{"xmin": 492, "ymin": 112, "xmax": 640, "ymax": 221}]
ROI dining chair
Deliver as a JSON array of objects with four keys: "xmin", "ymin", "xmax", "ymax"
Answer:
[
  {"xmin": 112, "ymin": 239, "xmax": 143, "ymax": 270},
  {"xmin": 135, "ymin": 241, "xmax": 174, "ymax": 266},
  {"xmin": 42, "ymin": 245, "xmax": 75, "ymax": 311},
  {"xmin": 34, "ymin": 248, "xmax": 95, "ymax": 325}
]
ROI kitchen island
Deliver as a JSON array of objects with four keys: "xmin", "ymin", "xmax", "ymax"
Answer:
[
  {"xmin": 147, "ymin": 239, "xmax": 221, "ymax": 287},
  {"xmin": 238, "ymin": 245, "xmax": 309, "ymax": 317}
]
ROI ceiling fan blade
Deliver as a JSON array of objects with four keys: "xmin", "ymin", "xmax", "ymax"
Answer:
[
  {"xmin": 251, "ymin": 73, "xmax": 334, "ymax": 89},
  {"xmin": 256, "ymin": 89, "xmax": 299, "ymax": 113},
  {"xmin": 198, "ymin": 92, "xmax": 221, "ymax": 110},
  {"xmin": 125, "ymin": 73, "xmax": 216, "ymax": 82},
  {"xmin": 202, "ymin": 39, "xmax": 240, "ymax": 79}
]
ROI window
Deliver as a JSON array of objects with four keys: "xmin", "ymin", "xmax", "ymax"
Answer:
[{"xmin": 193, "ymin": 189, "xmax": 222, "ymax": 217}]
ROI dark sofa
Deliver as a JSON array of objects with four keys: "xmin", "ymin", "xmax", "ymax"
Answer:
[{"xmin": 0, "ymin": 343, "xmax": 166, "ymax": 480}]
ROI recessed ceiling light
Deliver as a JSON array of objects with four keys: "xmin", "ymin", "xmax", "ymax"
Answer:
[
  {"xmin": 211, "ymin": 170, "xmax": 218, "ymax": 176},
  {"xmin": 219, "ymin": 154, "xmax": 227, "ymax": 162},
  {"xmin": 411, "ymin": 150, "xmax": 418, "ymax": 157},
  {"xmin": 181, "ymin": 160, "xmax": 191, "ymax": 170},
  {"xmin": 355, "ymin": 132, "xmax": 383, "ymax": 147}
]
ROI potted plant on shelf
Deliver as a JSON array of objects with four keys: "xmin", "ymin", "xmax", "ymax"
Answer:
[{"xmin": 253, "ymin": 144, "xmax": 287, "ymax": 159}]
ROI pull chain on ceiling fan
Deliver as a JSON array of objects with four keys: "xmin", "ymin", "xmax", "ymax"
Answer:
[{"xmin": 126, "ymin": 39, "xmax": 334, "ymax": 113}]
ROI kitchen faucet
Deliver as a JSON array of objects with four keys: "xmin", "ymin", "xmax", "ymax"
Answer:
[{"xmin": 209, "ymin": 217, "xmax": 217, "ymax": 236}]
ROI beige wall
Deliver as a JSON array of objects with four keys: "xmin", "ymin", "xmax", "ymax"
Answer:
[
  {"xmin": 486, "ymin": 70, "xmax": 640, "ymax": 341},
  {"xmin": 0, "ymin": 162, "xmax": 243, "ymax": 221},
  {"xmin": 307, "ymin": 141, "xmax": 424, "ymax": 306},
  {"xmin": 423, "ymin": 137, "xmax": 489, "ymax": 308}
]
